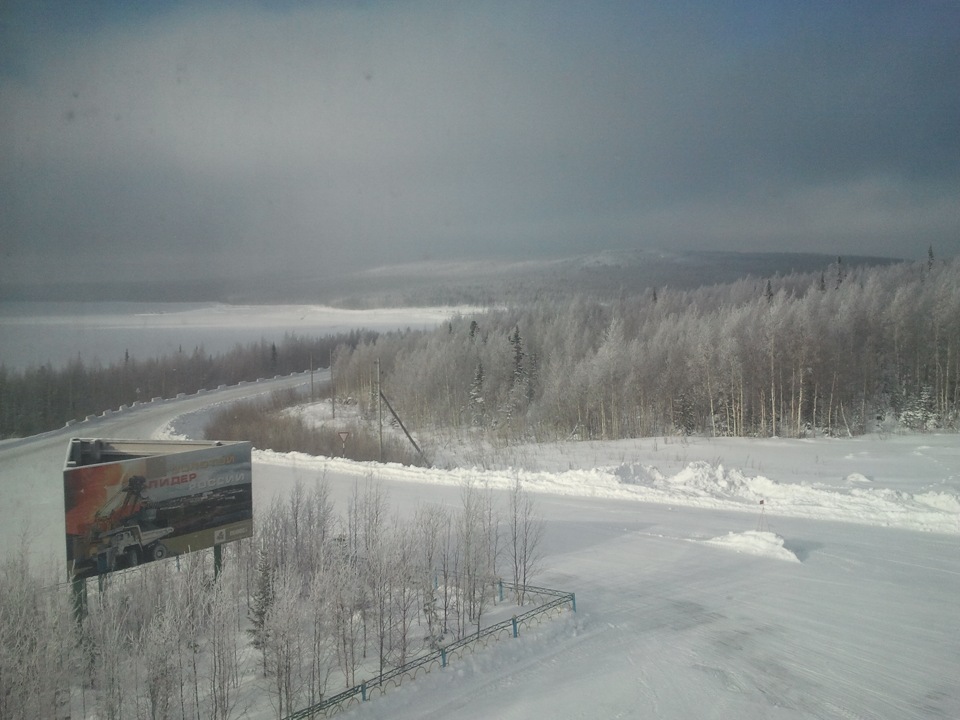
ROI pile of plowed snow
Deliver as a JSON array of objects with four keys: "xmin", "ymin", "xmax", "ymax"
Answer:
[
  {"xmin": 612, "ymin": 460, "xmax": 958, "ymax": 533},
  {"xmin": 698, "ymin": 531, "xmax": 800, "ymax": 563}
]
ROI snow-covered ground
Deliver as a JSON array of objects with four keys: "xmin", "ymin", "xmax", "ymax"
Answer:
[
  {"xmin": 2, "ymin": 287, "xmax": 959, "ymax": 719},
  {"xmin": 248, "ymin": 430, "xmax": 960, "ymax": 720},
  {"xmin": 273, "ymin": 401, "xmax": 960, "ymax": 537},
  {"xmin": 170, "ymin": 398, "xmax": 960, "ymax": 720},
  {"xmin": 3, "ymin": 388, "xmax": 959, "ymax": 718}
]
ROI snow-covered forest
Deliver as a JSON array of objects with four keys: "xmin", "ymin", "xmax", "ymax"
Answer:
[
  {"xmin": 334, "ymin": 257, "xmax": 960, "ymax": 441},
  {"xmin": 0, "ymin": 475, "xmax": 542, "ymax": 720}
]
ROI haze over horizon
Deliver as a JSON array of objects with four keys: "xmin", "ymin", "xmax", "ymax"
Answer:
[{"xmin": 2, "ymin": 1, "xmax": 958, "ymax": 288}]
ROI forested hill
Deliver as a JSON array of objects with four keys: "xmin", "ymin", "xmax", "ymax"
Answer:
[
  {"xmin": 297, "ymin": 249, "xmax": 901, "ymax": 308},
  {"xmin": 334, "ymin": 257, "xmax": 958, "ymax": 441},
  {"xmin": 1, "ymin": 249, "xmax": 898, "ymax": 304}
]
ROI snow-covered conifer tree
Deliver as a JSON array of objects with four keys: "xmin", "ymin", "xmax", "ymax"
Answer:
[{"xmin": 249, "ymin": 540, "xmax": 275, "ymax": 677}]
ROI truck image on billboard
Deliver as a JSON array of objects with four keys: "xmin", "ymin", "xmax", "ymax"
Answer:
[{"xmin": 64, "ymin": 438, "xmax": 253, "ymax": 578}]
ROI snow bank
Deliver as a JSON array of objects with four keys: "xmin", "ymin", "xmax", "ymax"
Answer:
[
  {"xmin": 698, "ymin": 531, "xmax": 801, "ymax": 563},
  {"xmin": 254, "ymin": 450, "xmax": 960, "ymax": 535}
]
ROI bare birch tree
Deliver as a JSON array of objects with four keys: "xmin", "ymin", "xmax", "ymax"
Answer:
[
  {"xmin": 263, "ymin": 567, "xmax": 305, "ymax": 719},
  {"xmin": 508, "ymin": 475, "xmax": 545, "ymax": 604}
]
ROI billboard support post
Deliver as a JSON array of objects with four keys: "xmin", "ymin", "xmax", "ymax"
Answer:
[
  {"xmin": 214, "ymin": 543, "xmax": 223, "ymax": 580},
  {"xmin": 71, "ymin": 575, "xmax": 87, "ymax": 624}
]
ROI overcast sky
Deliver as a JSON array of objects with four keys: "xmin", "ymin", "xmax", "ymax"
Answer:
[{"xmin": 2, "ymin": 1, "xmax": 958, "ymax": 286}]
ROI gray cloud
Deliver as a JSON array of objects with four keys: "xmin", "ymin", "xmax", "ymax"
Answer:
[{"xmin": 2, "ymin": 1, "xmax": 958, "ymax": 287}]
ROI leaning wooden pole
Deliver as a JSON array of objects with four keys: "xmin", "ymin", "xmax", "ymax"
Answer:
[{"xmin": 379, "ymin": 389, "xmax": 424, "ymax": 460}]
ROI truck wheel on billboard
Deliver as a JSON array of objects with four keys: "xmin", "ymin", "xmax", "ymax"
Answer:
[{"xmin": 150, "ymin": 543, "xmax": 168, "ymax": 561}]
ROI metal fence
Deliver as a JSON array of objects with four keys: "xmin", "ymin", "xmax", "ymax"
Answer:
[{"xmin": 284, "ymin": 580, "xmax": 576, "ymax": 719}]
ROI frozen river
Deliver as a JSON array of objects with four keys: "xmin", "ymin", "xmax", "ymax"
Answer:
[{"xmin": 0, "ymin": 301, "xmax": 467, "ymax": 370}]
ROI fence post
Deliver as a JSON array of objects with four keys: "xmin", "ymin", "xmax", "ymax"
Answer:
[
  {"xmin": 441, "ymin": 648, "xmax": 447, "ymax": 667},
  {"xmin": 571, "ymin": 592, "xmax": 577, "ymax": 613},
  {"xmin": 499, "ymin": 579, "xmax": 504, "ymax": 602},
  {"xmin": 512, "ymin": 616, "xmax": 518, "ymax": 638},
  {"xmin": 361, "ymin": 682, "xmax": 367, "ymax": 702}
]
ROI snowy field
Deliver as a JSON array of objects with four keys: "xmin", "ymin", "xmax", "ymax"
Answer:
[
  {"xmin": 281, "ymin": 400, "xmax": 960, "ymax": 536},
  {"xmin": 246, "ymin": 428, "xmax": 960, "ymax": 720},
  {"xmin": 176, "ymin": 397, "xmax": 960, "ymax": 720}
]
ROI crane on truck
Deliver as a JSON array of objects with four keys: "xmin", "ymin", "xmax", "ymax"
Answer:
[{"xmin": 81, "ymin": 474, "xmax": 174, "ymax": 574}]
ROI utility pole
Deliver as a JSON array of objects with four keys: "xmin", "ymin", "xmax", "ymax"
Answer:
[
  {"xmin": 310, "ymin": 353, "xmax": 314, "ymax": 402},
  {"xmin": 330, "ymin": 348, "xmax": 335, "ymax": 419}
]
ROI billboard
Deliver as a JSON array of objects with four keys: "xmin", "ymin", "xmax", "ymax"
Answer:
[{"xmin": 64, "ymin": 438, "xmax": 253, "ymax": 578}]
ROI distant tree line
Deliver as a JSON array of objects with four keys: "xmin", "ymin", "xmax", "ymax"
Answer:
[
  {"xmin": 0, "ymin": 330, "xmax": 376, "ymax": 439},
  {"xmin": 334, "ymin": 256, "xmax": 960, "ymax": 440},
  {"xmin": 0, "ymin": 475, "xmax": 542, "ymax": 720}
]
